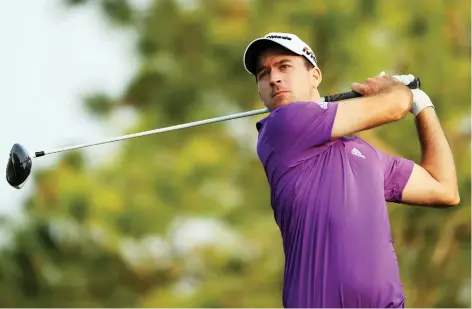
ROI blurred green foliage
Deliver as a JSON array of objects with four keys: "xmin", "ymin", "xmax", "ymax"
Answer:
[{"xmin": 0, "ymin": 0, "xmax": 470, "ymax": 307}]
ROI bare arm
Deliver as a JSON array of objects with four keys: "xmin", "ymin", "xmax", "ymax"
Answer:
[
  {"xmin": 329, "ymin": 74, "xmax": 459, "ymax": 207},
  {"xmin": 401, "ymin": 107, "xmax": 460, "ymax": 206},
  {"xmin": 331, "ymin": 76, "xmax": 412, "ymax": 139}
]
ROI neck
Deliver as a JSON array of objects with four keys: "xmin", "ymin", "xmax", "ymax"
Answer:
[
  {"xmin": 267, "ymin": 91, "xmax": 322, "ymax": 111},
  {"xmin": 311, "ymin": 90, "xmax": 321, "ymax": 102}
]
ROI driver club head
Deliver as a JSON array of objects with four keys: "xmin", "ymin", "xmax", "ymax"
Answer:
[{"xmin": 6, "ymin": 143, "xmax": 32, "ymax": 189}]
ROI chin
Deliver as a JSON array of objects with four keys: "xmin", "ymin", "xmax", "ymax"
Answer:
[{"xmin": 271, "ymin": 98, "xmax": 293, "ymax": 109}]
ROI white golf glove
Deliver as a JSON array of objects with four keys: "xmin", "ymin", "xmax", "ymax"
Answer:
[{"xmin": 388, "ymin": 72, "xmax": 434, "ymax": 117}]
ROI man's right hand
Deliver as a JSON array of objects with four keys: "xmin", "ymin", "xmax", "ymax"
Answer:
[
  {"xmin": 330, "ymin": 73, "xmax": 414, "ymax": 140},
  {"xmin": 351, "ymin": 73, "xmax": 413, "ymax": 107}
]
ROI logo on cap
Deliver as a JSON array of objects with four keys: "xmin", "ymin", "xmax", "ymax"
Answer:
[
  {"xmin": 266, "ymin": 35, "xmax": 292, "ymax": 40},
  {"xmin": 303, "ymin": 46, "xmax": 317, "ymax": 63}
]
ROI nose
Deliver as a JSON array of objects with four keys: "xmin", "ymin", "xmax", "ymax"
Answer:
[{"xmin": 269, "ymin": 70, "xmax": 282, "ymax": 85}]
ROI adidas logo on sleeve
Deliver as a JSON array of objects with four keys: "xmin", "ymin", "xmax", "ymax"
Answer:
[{"xmin": 351, "ymin": 148, "xmax": 365, "ymax": 158}]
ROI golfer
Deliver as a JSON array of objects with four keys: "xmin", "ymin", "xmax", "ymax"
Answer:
[{"xmin": 243, "ymin": 32, "xmax": 460, "ymax": 308}]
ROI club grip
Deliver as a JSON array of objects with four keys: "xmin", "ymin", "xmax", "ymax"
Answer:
[{"xmin": 324, "ymin": 77, "xmax": 421, "ymax": 102}]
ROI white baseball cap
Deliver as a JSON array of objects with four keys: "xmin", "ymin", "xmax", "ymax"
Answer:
[{"xmin": 243, "ymin": 32, "xmax": 318, "ymax": 76}]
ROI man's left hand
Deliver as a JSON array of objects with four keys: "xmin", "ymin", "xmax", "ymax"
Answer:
[{"xmin": 391, "ymin": 73, "xmax": 435, "ymax": 117}]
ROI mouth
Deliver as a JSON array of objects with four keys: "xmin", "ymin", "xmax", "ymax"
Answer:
[{"xmin": 272, "ymin": 91, "xmax": 289, "ymax": 98}]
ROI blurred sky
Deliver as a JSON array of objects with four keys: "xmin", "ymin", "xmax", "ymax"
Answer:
[
  {"xmin": 0, "ymin": 1, "xmax": 139, "ymax": 219},
  {"xmin": 0, "ymin": 1, "xmax": 231, "ymax": 253}
]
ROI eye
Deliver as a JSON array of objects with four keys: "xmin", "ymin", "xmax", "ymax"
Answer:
[
  {"xmin": 258, "ymin": 70, "xmax": 269, "ymax": 79},
  {"xmin": 280, "ymin": 64, "xmax": 290, "ymax": 70}
]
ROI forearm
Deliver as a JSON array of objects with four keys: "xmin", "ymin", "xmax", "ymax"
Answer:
[
  {"xmin": 414, "ymin": 107, "xmax": 459, "ymax": 198},
  {"xmin": 332, "ymin": 86, "xmax": 411, "ymax": 139}
]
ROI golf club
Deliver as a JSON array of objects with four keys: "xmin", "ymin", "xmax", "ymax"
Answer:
[{"xmin": 6, "ymin": 77, "xmax": 421, "ymax": 189}]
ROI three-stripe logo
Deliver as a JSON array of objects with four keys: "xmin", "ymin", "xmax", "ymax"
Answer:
[{"xmin": 351, "ymin": 148, "xmax": 365, "ymax": 158}]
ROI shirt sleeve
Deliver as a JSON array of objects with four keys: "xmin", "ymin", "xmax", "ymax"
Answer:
[
  {"xmin": 374, "ymin": 147, "xmax": 415, "ymax": 203},
  {"xmin": 263, "ymin": 101, "xmax": 338, "ymax": 163}
]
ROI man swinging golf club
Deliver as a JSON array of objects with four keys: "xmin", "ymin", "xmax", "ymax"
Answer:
[{"xmin": 243, "ymin": 32, "xmax": 460, "ymax": 308}]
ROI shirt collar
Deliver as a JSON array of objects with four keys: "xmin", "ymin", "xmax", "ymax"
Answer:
[{"xmin": 256, "ymin": 117, "xmax": 268, "ymax": 132}]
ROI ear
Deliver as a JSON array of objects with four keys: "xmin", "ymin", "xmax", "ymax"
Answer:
[{"xmin": 311, "ymin": 67, "xmax": 322, "ymax": 89}]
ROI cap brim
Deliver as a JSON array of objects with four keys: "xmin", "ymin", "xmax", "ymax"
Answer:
[{"xmin": 243, "ymin": 39, "xmax": 300, "ymax": 76}]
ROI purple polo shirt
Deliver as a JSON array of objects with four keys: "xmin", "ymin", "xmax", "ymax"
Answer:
[{"xmin": 256, "ymin": 101, "xmax": 414, "ymax": 308}]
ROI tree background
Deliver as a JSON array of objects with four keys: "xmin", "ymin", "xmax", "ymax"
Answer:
[{"xmin": 0, "ymin": 0, "xmax": 470, "ymax": 307}]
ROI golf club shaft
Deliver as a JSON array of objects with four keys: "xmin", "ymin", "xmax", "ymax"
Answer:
[
  {"xmin": 33, "ymin": 77, "xmax": 420, "ymax": 158},
  {"xmin": 33, "ymin": 108, "xmax": 269, "ymax": 158}
]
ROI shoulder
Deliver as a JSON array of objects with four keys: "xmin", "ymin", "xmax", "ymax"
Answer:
[
  {"xmin": 255, "ymin": 103, "xmax": 304, "ymax": 132},
  {"xmin": 274, "ymin": 101, "xmax": 333, "ymax": 114},
  {"xmin": 258, "ymin": 101, "xmax": 331, "ymax": 125}
]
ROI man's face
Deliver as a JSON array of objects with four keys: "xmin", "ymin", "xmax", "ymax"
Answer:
[{"xmin": 256, "ymin": 47, "xmax": 321, "ymax": 110}]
